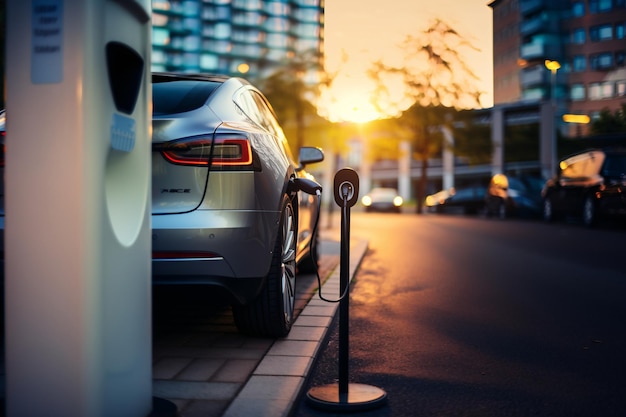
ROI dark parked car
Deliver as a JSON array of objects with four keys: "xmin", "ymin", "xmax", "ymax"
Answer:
[
  {"xmin": 361, "ymin": 187, "xmax": 403, "ymax": 212},
  {"xmin": 542, "ymin": 148, "xmax": 626, "ymax": 226},
  {"xmin": 425, "ymin": 186, "xmax": 487, "ymax": 215},
  {"xmin": 485, "ymin": 173, "xmax": 543, "ymax": 218}
]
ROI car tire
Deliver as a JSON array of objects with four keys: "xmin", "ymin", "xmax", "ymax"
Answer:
[
  {"xmin": 233, "ymin": 194, "xmax": 297, "ymax": 337},
  {"xmin": 582, "ymin": 195, "xmax": 597, "ymax": 227}
]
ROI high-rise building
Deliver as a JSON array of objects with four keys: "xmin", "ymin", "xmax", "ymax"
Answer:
[
  {"xmin": 151, "ymin": 0, "xmax": 324, "ymax": 83},
  {"xmin": 490, "ymin": 0, "xmax": 626, "ymax": 134}
]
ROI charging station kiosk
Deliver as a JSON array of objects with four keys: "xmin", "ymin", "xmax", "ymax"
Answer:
[{"xmin": 5, "ymin": 1, "xmax": 158, "ymax": 416}]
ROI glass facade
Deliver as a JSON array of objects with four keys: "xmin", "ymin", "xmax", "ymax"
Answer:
[{"xmin": 151, "ymin": 0, "xmax": 324, "ymax": 82}]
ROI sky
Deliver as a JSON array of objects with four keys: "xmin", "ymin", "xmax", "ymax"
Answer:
[{"xmin": 319, "ymin": 0, "xmax": 494, "ymax": 122}]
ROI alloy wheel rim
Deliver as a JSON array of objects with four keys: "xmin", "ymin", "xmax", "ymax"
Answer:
[{"xmin": 281, "ymin": 204, "xmax": 297, "ymax": 325}]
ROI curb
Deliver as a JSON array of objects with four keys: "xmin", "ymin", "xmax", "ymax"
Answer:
[{"xmin": 222, "ymin": 238, "xmax": 369, "ymax": 417}]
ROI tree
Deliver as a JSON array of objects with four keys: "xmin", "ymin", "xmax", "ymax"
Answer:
[
  {"xmin": 257, "ymin": 50, "xmax": 334, "ymax": 156},
  {"xmin": 368, "ymin": 19, "xmax": 484, "ymax": 213},
  {"xmin": 591, "ymin": 104, "xmax": 626, "ymax": 135}
]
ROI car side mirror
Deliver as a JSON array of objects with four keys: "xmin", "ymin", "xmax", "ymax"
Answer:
[{"xmin": 297, "ymin": 147, "xmax": 324, "ymax": 170}]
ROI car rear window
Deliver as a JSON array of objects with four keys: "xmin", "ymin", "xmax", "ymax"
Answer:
[
  {"xmin": 603, "ymin": 154, "xmax": 626, "ymax": 177},
  {"xmin": 152, "ymin": 81, "xmax": 220, "ymax": 116}
]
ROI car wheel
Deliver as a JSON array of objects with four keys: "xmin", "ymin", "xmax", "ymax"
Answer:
[
  {"xmin": 542, "ymin": 198, "xmax": 554, "ymax": 222},
  {"xmin": 233, "ymin": 194, "xmax": 297, "ymax": 337},
  {"xmin": 582, "ymin": 195, "xmax": 597, "ymax": 227}
]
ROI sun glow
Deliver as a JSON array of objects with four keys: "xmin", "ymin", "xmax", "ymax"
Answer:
[
  {"xmin": 323, "ymin": 95, "xmax": 383, "ymax": 123},
  {"xmin": 317, "ymin": 74, "xmax": 387, "ymax": 123}
]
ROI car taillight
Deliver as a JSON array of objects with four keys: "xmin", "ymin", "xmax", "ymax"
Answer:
[
  {"xmin": 160, "ymin": 137, "xmax": 252, "ymax": 167},
  {"xmin": 211, "ymin": 138, "xmax": 252, "ymax": 166}
]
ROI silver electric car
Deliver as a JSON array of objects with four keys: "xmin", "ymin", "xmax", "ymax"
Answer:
[{"xmin": 151, "ymin": 73, "xmax": 323, "ymax": 337}]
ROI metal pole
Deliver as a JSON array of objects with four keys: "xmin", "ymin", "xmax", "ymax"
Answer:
[
  {"xmin": 338, "ymin": 195, "xmax": 350, "ymax": 395},
  {"xmin": 551, "ymin": 69, "xmax": 557, "ymax": 176},
  {"xmin": 306, "ymin": 168, "xmax": 387, "ymax": 412}
]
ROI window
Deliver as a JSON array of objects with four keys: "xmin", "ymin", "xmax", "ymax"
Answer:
[
  {"xmin": 572, "ymin": 1, "xmax": 585, "ymax": 16},
  {"xmin": 589, "ymin": 0, "xmax": 614, "ymax": 13},
  {"xmin": 590, "ymin": 24, "xmax": 613, "ymax": 41},
  {"xmin": 570, "ymin": 83, "xmax": 586, "ymax": 100},
  {"xmin": 152, "ymin": 28, "xmax": 170, "ymax": 47},
  {"xmin": 599, "ymin": 0, "xmax": 613, "ymax": 11},
  {"xmin": 616, "ymin": 22, "xmax": 626, "ymax": 39},
  {"xmin": 573, "ymin": 55, "xmax": 586, "ymax": 71},
  {"xmin": 265, "ymin": 1, "xmax": 290, "ymax": 16},
  {"xmin": 214, "ymin": 23, "xmax": 231, "ymax": 39},
  {"xmin": 588, "ymin": 82, "xmax": 614, "ymax": 99},
  {"xmin": 266, "ymin": 33, "xmax": 288, "ymax": 48},
  {"xmin": 294, "ymin": 8, "xmax": 320, "ymax": 22},
  {"xmin": 617, "ymin": 51, "xmax": 625, "ymax": 66},
  {"xmin": 200, "ymin": 54, "xmax": 218, "ymax": 70},
  {"xmin": 572, "ymin": 28, "xmax": 586, "ymax": 44},
  {"xmin": 590, "ymin": 52, "xmax": 613, "ymax": 69},
  {"xmin": 183, "ymin": 35, "xmax": 200, "ymax": 52},
  {"xmin": 617, "ymin": 81, "xmax": 626, "ymax": 96}
]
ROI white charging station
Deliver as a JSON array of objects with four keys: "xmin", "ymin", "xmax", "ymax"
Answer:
[{"xmin": 6, "ymin": 1, "xmax": 155, "ymax": 416}]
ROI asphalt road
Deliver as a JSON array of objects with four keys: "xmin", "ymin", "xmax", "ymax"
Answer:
[{"xmin": 295, "ymin": 212, "xmax": 626, "ymax": 417}]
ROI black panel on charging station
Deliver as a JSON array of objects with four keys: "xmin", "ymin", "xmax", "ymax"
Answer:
[{"xmin": 106, "ymin": 41, "xmax": 144, "ymax": 115}]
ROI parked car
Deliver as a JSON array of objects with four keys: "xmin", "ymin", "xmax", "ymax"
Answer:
[
  {"xmin": 425, "ymin": 186, "xmax": 487, "ymax": 215},
  {"xmin": 150, "ymin": 73, "xmax": 324, "ymax": 336},
  {"xmin": 542, "ymin": 148, "xmax": 626, "ymax": 226},
  {"xmin": 361, "ymin": 187, "xmax": 403, "ymax": 212},
  {"xmin": 485, "ymin": 173, "xmax": 544, "ymax": 218}
]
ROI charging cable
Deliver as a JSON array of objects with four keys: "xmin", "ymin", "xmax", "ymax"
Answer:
[{"xmin": 308, "ymin": 189, "xmax": 350, "ymax": 303}]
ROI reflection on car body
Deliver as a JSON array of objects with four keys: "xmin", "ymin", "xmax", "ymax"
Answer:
[
  {"xmin": 542, "ymin": 148, "xmax": 626, "ymax": 226},
  {"xmin": 425, "ymin": 186, "xmax": 487, "ymax": 215}
]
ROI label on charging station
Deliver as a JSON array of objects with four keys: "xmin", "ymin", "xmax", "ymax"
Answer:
[
  {"xmin": 111, "ymin": 113, "xmax": 137, "ymax": 152},
  {"xmin": 32, "ymin": 0, "xmax": 63, "ymax": 84}
]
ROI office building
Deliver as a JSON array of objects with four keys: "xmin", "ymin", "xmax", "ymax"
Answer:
[
  {"xmin": 490, "ymin": 0, "xmax": 626, "ymax": 135},
  {"xmin": 151, "ymin": 0, "xmax": 324, "ymax": 83}
]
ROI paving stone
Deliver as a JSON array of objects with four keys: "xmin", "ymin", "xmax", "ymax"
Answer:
[
  {"xmin": 177, "ymin": 358, "xmax": 224, "ymax": 381},
  {"xmin": 153, "ymin": 357, "xmax": 194, "ymax": 379},
  {"xmin": 212, "ymin": 359, "xmax": 259, "ymax": 383},
  {"xmin": 254, "ymin": 355, "xmax": 313, "ymax": 377},
  {"xmin": 153, "ymin": 380, "xmax": 240, "ymax": 401}
]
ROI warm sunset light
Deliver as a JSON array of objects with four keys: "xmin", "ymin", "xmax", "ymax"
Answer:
[
  {"xmin": 319, "ymin": 87, "xmax": 385, "ymax": 123},
  {"xmin": 320, "ymin": 0, "xmax": 494, "ymax": 122}
]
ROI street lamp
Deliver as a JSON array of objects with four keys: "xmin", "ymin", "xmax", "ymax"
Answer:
[{"xmin": 545, "ymin": 59, "xmax": 560, "ymax": 178}]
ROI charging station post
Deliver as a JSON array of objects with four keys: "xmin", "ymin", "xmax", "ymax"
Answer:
[
  {"xmin": 5, "ymin": 1, "xmax": 174, "ymax": 416},
  {"xmin": 306, "ymin": 168, "xmax": 387, "ymax": 412}
]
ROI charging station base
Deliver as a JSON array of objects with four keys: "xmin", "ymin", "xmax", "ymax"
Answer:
[
  {"xmin": 148, "ymin": 397, "xmax": 178, "ymax": 417},
  {"xmin": 306, "ymin": 383, "xmax": 387, "ymax": 412}
]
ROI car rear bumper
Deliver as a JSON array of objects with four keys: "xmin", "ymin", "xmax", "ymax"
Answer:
[{"xmin": 151, "ymin": 208, "xmax": 279, "ymax": 304}]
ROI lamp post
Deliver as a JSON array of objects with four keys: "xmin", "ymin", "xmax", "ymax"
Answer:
[{"xmin": 545, "ymin": 59, "xmax": 560, "ymax": 177}]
